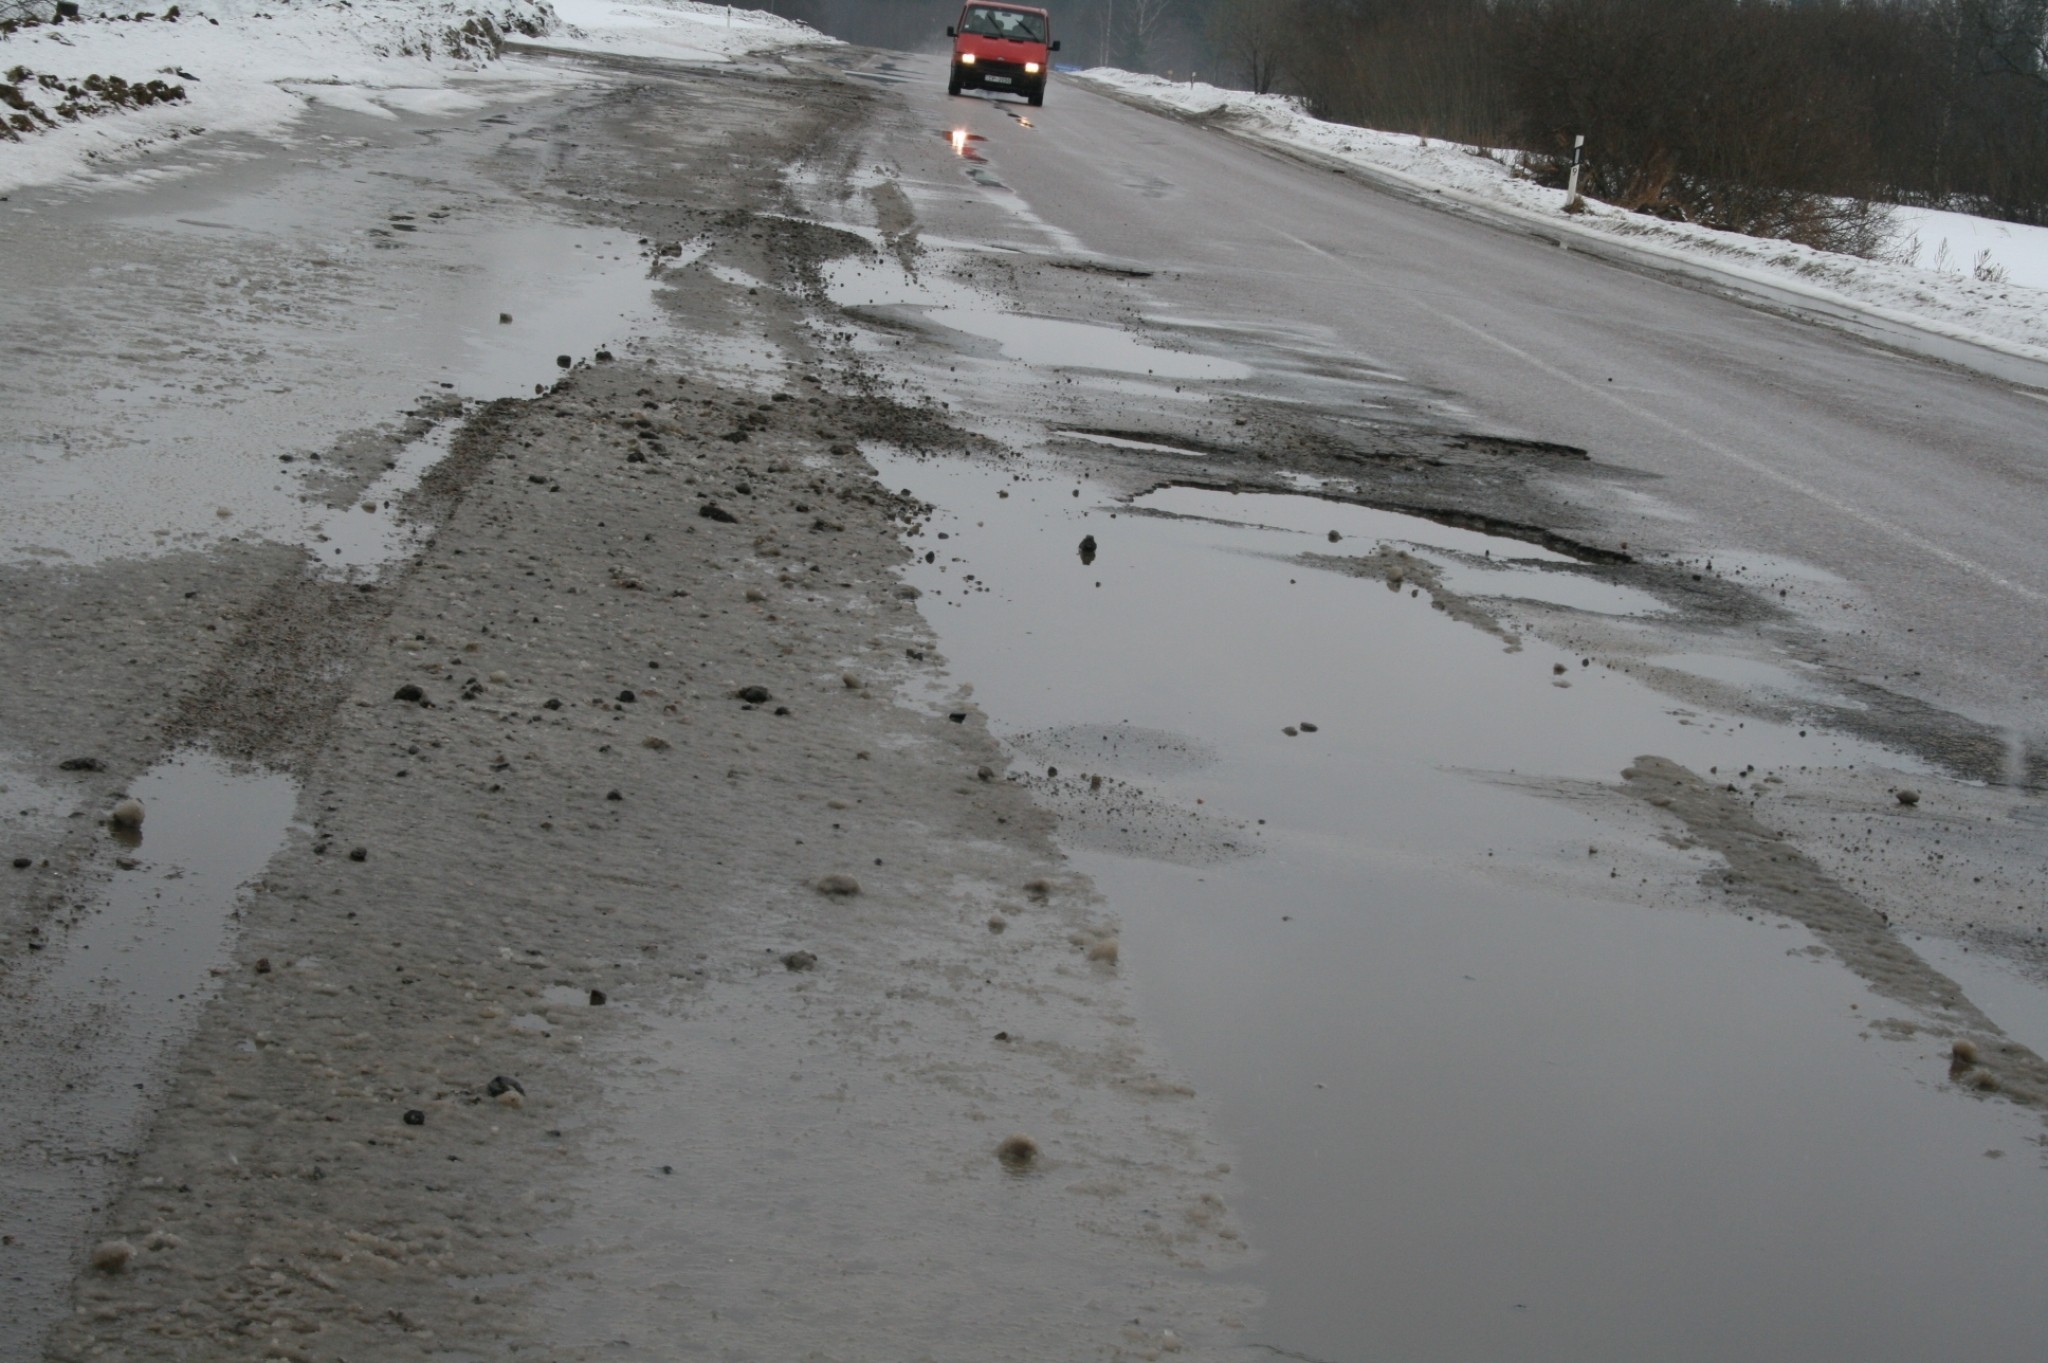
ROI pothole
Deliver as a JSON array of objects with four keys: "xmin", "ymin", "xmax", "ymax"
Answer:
[
  {"xmin": 306, "ymin": 422, "xmax": 456, "ymax": 580},
  {"xmin": 870, "ymin": 441, "xmax": 2048, "ymax": 1363},
  {"xmin": 1054, "ymin": 429, "xmax": 1230, "ymax": 459},
  {"xmin": 0, "ymin": 747, "xmax": 295, "ymax": 1358},
  {"xmin": 1131, "ymin": 484, "xmax": 1576, "ymax": 561},
  {"xmin": 922, "ymin": 310, "xmax": 1252, "ymax": 380}
]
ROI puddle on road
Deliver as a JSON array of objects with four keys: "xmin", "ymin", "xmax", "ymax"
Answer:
[
  {"xmin": 673, "ymin": 332, "xmax": 794, "ymax": 394},
  {"xmin": 0, "ymin": 128, "xmax": 662, "ymax": 567},
  {"xmin": 871, "ymin": 445, "xmax": 2048, "ymax": 1363},
  {"xmin": 820, "ymin": 243, "xmax": 1248, "ymax": 384},
  {"xmin": 1057, "ymin": 429, "xmax": 1214, "ymax": 457},
  {"xmin": 923, "ymin": 310, "xmax": 1251, "ymax": 380},
  {"xmin": 308, "ymin": 422, "xmax": 455, "ymax": 578},
  {"xmin": 943, "ymin": 127, "xmax": 990, "ymax": 162},
  {"xmin": 0, "ymin": 748, "xmax": 295, "ymax": 1361},
  {"xmin": 1443, "ymin": 560, "xmax": 1672, "ymax": 617},
  {"xmin": 821, "ymin": 244, "xmax": 994, "ymax": 312},
  {"xmin": 1638, "ymin": 650, "xmax": 1835, "ymax": 702},
  {"xmin": 1135, "ymin": 484, "xmax": 1575, "ymax": 561},
  {"xmin": 704, "ymin": 261, "xmax": 771, "ymax": 292},
  {"xmin": 1133, "ymin": 485, "xmax": 1679, "ymax": 617}
]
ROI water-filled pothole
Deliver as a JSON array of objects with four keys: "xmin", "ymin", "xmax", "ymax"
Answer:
[
  {"xmin": 0, "ymin": 747, "xmax": 295, "ymax": 1358},
  {"xmin": 923, "ymin": 310, "xmax": 1252, "ymax": 379},
  {"xmin": 872, "ymin": 443, "xmax": 2048, "ymax": 1363},
  {"xmin": 1133, "ymin": 484, "xmax": 1574, "ymax": 561},
  {"xmin": 1054, "ymin": 429, "xmax": 1224, "ymax": 458},
  {"xmin": 308, "ymin": 422, "xmax": 455, "ymax": 579}
]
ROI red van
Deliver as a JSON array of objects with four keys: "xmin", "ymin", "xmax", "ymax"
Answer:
[{"xmin": 947, "ymin": 3, "xmax": 1060, "ymax": 107}]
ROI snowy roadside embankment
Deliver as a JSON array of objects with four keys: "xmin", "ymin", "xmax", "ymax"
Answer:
[
  {"xmin": 0, "ymin": 0, "xmax": 834, "ymax": 195},
  {"xmin": 1073, "ymin": 69, "xmax": 2048, "ymax": 368},
  {"xmin": 538, "ymin": 0, "xmax": 834, "ymax": 65}
]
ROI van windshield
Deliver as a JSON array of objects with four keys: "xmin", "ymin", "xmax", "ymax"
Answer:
[{"xmin": 961, "ymin": 6, "xmax": 1048, "ymax": 42}]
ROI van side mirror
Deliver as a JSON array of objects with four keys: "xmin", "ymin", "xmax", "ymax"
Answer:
[
  {"xmin": 946, "ymin": 25, "xmax": 955, "ymax": 36},
  {"xmin": 1051, "ymin": 39, "xmax": 1061, "ymax": 51}
]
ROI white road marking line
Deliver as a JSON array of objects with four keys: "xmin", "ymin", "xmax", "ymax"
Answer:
[{"xmin": 1275, "ymin": 230, "xmax": 2047, "ymax": 607}]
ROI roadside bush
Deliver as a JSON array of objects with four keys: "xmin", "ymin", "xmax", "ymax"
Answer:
[
  {"xmin": 1274, "ymin": 0, "xmax": 1514, "ymax": 145},
  {"xmin": 1501, "ymin": 0, "xmax": 1889, "ymax": 251}
]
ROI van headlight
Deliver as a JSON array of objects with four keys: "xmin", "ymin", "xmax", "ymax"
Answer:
[
  {"xmin": 959, "ymin": 53, "xmax": 976, "ymax": 64},
  {"xmin": 1024, "ymin": 62, "xmax": 1041, "ymax": 73}
]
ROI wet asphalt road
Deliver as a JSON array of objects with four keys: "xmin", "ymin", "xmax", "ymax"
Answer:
[
  {"xmin": 888, "ymin": 54, "xmax": 2048, "ymax": 735},
  {"xmin": 5, "ymin": 41, "xmax": 2046, "ymax": 1363}
]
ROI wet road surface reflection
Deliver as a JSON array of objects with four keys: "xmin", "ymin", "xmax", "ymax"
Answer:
[{"xmin": 945, "ymin": 127, "xmax": 989, "ymax": 161}]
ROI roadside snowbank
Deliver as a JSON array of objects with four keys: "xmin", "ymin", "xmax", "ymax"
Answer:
[
  {"xmin": 1073, "ymin": 69, "xmax": 2048, "ymax": 367},
  {"xmin": 541, "ymin": 0, "xmax": 833, "ymax": 64},
  {"xmin": 0, "ymin": 0, "xmax": 832, "ymax": 195}
]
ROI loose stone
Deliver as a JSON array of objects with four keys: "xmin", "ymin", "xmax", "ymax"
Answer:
[{"xmin": 89, "ymin": 1241, "xmax": 135, "ymax": 1273}]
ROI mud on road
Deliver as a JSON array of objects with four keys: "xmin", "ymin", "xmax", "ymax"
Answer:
[
  {"xmin": 4, "ymin": 40, "xmax": 2048, "ymax": 1363},
  {"xmin": 3, "ymin": 55, "xmax": 1249, "ymax": 1361}
]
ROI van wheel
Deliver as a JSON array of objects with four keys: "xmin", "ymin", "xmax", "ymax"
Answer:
[
  {"xmin": 947, "ymin": 68, "xmax": 962, "ymax": 96},
  {"xmin": 1027, "ymin": 83, "xmax": 1044, "ymax": 107}
]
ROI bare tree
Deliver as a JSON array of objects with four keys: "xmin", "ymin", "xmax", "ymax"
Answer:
[
  {"xmin": 1967, "ymin": 0, "xmax": 2048, "ymax": 87},
  {"xmin": 1124, "ymin": 0, "xmax": 1180, "ymax": 68},
  {"xmin": 1209, "ymin": 0, "xmax": 1293, "ymax": 93}
]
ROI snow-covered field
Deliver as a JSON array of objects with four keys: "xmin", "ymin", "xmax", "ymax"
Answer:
[
  {"xmin": 1073, "ymin": 70, "xmax": 2048, "ymax": 367},
  {"xmin": 1892, "ymin": 204, "xmax": 2048, "ymax": 294},
  {"xmin": 0, "ymin": 0, "xmax": 834, "ymax": 195}
]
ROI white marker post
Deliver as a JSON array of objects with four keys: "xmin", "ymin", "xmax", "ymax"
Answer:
[{"xmin": 1565, "ymin": 134, "xmax": 1585, "ymax": 209}]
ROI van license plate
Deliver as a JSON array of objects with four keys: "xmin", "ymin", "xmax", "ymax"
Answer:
[{"xmin": 987, "ymin": 76, "xmax": 1011, "ymax": 85}]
